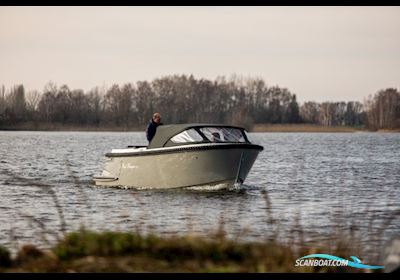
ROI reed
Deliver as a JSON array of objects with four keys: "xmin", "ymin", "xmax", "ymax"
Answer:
[{"xmin": 0, "ymin": 225, "xmax": 380, "ymax": 273}]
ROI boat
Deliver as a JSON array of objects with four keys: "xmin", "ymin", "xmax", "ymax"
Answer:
[{"xmin": 93, "ymin": 124, "xmax": 263, "ymax": 189}]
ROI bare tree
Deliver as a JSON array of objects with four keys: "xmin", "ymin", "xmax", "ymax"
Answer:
[
  {"xmin": 365, "ymin": 88, "xmax": 400, "ymax": 130},
  {"xmin": 300, "ymin": 101, "xmax": 320, "ymax": 124},
  {"xmin": 6, "ymin": 76, "xmax": 394, "ymax": 130},
  {"xmin": 26, "ymin": 90, "xmax": 40, "ymax": 112}
]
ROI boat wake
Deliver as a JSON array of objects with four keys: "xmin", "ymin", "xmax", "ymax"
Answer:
[{"xmin": 93, "ymin": 182, "xmax": 246, "ymax": 192}]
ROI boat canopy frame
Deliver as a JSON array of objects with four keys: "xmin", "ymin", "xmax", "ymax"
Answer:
[{"xmin": 147, "ymin": 123, "xmax": 250, "ymax": 149}]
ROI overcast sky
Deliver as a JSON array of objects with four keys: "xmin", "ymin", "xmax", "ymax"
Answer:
[{"xmin": 1, "ymin": 6, "xmax": 399, "ymax": 102}]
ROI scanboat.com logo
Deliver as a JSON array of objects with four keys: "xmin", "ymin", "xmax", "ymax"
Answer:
[{"xmin": 295, "ymin": 254, "xmax": 384, "ymax": 270}]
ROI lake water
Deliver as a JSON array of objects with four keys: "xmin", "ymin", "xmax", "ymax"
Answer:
[{"xmin": 0, "ymin": 131, "xmax": 399, "ymax": 261}]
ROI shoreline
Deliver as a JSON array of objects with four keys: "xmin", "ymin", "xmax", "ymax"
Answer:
[
  {"xmin": 0, "ymin": 123, "xmax": 399, "ymax": 133},
  {"xmin": 252, "ymin": 124, "xmax": 360, "ymax": 133},
  {"xmin": 252, "ymin": 124, "xmax": 400, "ymax": 133}
]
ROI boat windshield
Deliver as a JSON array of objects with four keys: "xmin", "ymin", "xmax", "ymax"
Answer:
[
  {"xmin": 199, "ymin": 127, "xmax": 247, "ymax": 143},
  {"xmin": 170, "ymin": 128, "xmax": 204, "ymax": 143},
  {"xmin": 169, "ymin": 127, "xmax": 248, "ymax": 144}
]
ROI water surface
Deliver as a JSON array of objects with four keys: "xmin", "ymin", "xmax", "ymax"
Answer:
[{"xmin": 0, "ymin": 131, "xmax": 399, "ymax": 260}]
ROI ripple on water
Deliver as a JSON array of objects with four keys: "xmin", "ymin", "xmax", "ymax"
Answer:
[{"xmin": 0, "ymin": 131, "xmax": 399, "ymax": 259}]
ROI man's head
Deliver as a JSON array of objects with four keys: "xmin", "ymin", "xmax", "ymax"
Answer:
[
  {"xmin": 152, "ymin": 112, "xmax": 161, "ymax": 124},
  {"xmin": 211, "ymin": 132, "xmax": 221, "ymax": 142}
]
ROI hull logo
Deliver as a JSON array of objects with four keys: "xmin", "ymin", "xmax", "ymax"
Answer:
[{"xmin": 122, "ymin": 163, "xmax": 138, "ymax": 169}]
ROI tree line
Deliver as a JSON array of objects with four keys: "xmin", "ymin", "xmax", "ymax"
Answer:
[{"xmin": 0, "ymin": 75, "xmax": 399, "ymax": 130}]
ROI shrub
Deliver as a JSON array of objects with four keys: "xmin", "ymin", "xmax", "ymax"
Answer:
[{"xmin": 0, "ymin": 245, "xmax": 11, "ymax": 267}]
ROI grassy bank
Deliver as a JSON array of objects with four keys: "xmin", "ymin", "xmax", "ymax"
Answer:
[
  {"xmin": 252, "ymin": 124, "xmax": 363, "ymax": 133},
  {"xmin": 1, "ymin": 122, "xmax": 399, "ymax": 133},
  {"xmin": 0, "ymin": 122, "xmax": 366, "ymax": 133},
  {"xmin": 0, "ymin": 122, "xmax": 144, "ymax": 132},
  {"xmin": 0, "ymin": 229, "xmax": 371, "ymax": 273},
  {"xmin": 377, "ymin": 128, "xmax": 400, "ymax": 133}
]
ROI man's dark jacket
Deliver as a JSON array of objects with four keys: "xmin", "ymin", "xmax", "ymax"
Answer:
[{"xmin": 146, "ymin": 120, "xmax": 163, "ymax": 142}]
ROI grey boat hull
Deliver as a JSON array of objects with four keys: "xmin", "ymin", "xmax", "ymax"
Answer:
[{"xmin": 93, "ymin": 144, "xmax": 262, "ymax": 189}]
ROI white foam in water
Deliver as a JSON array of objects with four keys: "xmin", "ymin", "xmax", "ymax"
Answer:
[
  {"xmin": 185, "ymin": 182, "xmax": 241, "ymax": 191},
  {"xmin": 94, "ymin": 182, "xmax": 243, "ymax": 191}
]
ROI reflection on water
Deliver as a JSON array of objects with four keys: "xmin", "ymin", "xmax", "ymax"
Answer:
[{"xmin": 0, "ymin": 131, "xmax": 399, "ymax": 259}]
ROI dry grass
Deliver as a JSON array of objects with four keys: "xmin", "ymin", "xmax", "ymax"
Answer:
[
  {"xmin": 3, "ymin": 122, "xmax": 399, "ymax": 133},
  {"xmin": 0, "ymin": 122, "xmax": 144, "ymax": 132},
  {"xmin": 0, "ymin": 228, "xmax": 369, "ymax": 273},
  {"xmin": 377, "ymin": 128, "xmax": 400, "ymax": 133},
  {"xmin": 252, "ymin": 124, "xmax": 361, "ymax": 133}
]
